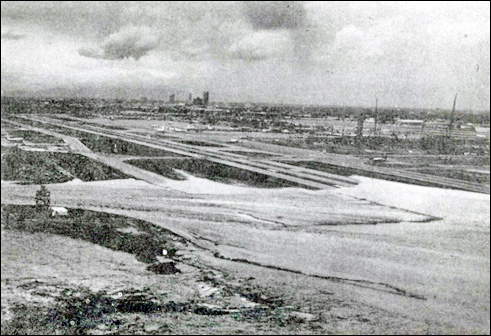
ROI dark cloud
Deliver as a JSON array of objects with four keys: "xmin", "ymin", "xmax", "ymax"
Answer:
[
  {"xmin": 79, "ymin": 26, "xmax": 159, "ymax": 60},
  {"xmin": 1, "ymin": 31, "xmax": 25, "ymax": 40},
  {"xmin": 1, "ymin": 1, "xmax": 125, "ymax": 38},
  {"xmin": 2, "ymin": 1, "xmax": 489, "ymax": 109},
  {"xmin": 241, "ymin": 1, "xmax": 314, "ymax": 63},
  {"xmin": 243, "ymin": 1, "xmax": 306, "ymax": 30}
]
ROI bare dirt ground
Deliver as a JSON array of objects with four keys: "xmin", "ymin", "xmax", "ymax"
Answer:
[
  {"xmin": 0, "ymin": 201, "xmax": 433, "ymax": 335},
  {"xmin": 2, "ymin": 222, "xmax": 322, "ymax": 334},
  {"xmin": 2, "ymin": 175, "xmax": 489, "ymax": 334}
]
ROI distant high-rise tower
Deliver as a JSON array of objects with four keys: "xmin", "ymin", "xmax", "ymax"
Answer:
[
  {"xmin": 193, "ymin": 97, "xmax": 203, "ymax": 106},
  {"xmin": 188, "ymin": 93, "xmax": 192, "ymax": 103},
  {"xmin": 203, "ymin": 91, "xmax": 209, "ymax": 106},
  {"xmin": 169, "ymin": 94, "xmax": 175, "ymax": 104}
]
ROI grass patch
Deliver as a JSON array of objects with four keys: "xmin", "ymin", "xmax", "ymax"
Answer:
[
  {"xmin": 80, "ymin": 134, "xmax": 184, "ymax": 156},
  {"xmin": 127, "ymin": 158, "xmax": 305, "ymax": 188},
  {"xmin": 177, "ymin": 140, "xmax": 224, "ymax": 147},
  {"xmin": 2, "ymin": 204, "xmax": 182, "ymax": 263},
  {"xmin": 125, "ymin": 159, "xmax": 186, "ymax": 180},
  {"xmin": 224, "ymin": 151, "xmax": 280, "ymax": 159},
  {"xmin": 284, "ymin": 161, "xmax": 354, "ymax": 177},
  {"xmin": 8, "ymin": 130, "xmax": 64, "ymax": 144},
  {"xmin": 1, "ymin": 147, "xmax": 129, "ymax": 184},
  {"xmin": 414, "ymin": 167, "xmax": 490, "ymax": 184}
]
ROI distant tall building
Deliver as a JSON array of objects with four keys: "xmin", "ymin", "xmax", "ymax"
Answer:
[
  {"xmin": 203, "ymin": 91, "xmax": 209, "ymax": 106},
  {"xmin": 193, "ymin": 97, "xmax": 203, "ymax": 106},
  {"xmin": 188, "ymin": 93, "xmax": 192, "ymax": 102},
  {"xmin": 169, "ymin": 94, "xmax": 175, "ymax": 104}
]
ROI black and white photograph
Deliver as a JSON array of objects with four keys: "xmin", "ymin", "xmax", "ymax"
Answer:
[{"xmin": 1, "ymin": 1, "xmax": 490, "ymax": 334}]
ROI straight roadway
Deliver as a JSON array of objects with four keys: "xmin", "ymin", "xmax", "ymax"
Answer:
[
  {"xmin": 9, "ymin": 114, "xmax": 490, "ymax": 194},
  {"xmin": 6, "ymin": 116, "xmax": 358, "ymax": 190}
]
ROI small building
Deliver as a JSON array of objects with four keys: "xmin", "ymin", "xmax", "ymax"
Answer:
[
  {"xmin": 51, "ymin": 207, "xmax": 68, "ymax": 217},
  {"xmin": 396, "ymin": 119, "xmax": 425, "ymax": 127}
]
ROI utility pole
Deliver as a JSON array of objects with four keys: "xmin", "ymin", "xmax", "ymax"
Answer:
[
  {"xmin": 373, "ymin": 98, "xmax": 378, "ymax": 135},
  {"xmin": 356, "ymin": 112, "xmax": 364, "ymax": 147},
  {"xmin": 448, "ymin": 93, "xmax": 457, "ymax": 134}
]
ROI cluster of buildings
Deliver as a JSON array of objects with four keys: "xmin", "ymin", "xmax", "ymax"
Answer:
[{"xmin": 168, "ymin": 91, "xmax": 209, "ymax": 106}]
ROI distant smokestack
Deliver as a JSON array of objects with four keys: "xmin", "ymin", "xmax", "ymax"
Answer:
[{"xmin": 449, "ymin": 93, "xmax": 457, "ymax": 131}]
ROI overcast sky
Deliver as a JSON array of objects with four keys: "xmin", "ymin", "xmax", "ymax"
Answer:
[{"xmin": 1, "ymin": 1, "xmax": 490, "ymax": 109}]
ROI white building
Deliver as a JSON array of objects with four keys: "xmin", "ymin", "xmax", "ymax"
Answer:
[{"xmin": 51, "ymin": 207, "xmax": 68, "ymax": 217}]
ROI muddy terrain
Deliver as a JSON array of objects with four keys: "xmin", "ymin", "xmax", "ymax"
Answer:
[{"xmin": 2, "ymin": 204, "xmax": 419, "ymax": 335}]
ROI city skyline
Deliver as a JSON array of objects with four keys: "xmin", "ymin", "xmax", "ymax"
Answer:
[{"xmin": 1, "ymin": 1, "xmax": 490, "ymax": 110}]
